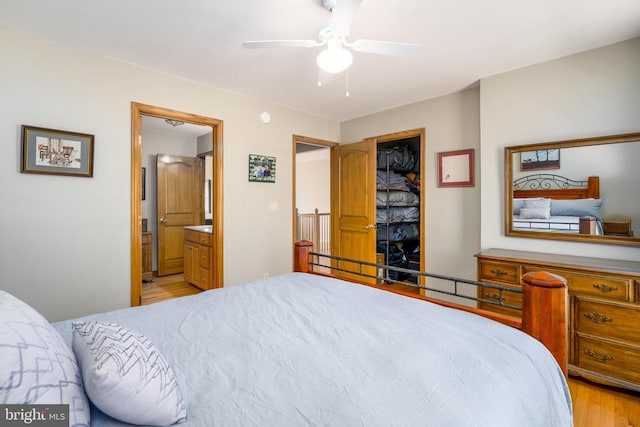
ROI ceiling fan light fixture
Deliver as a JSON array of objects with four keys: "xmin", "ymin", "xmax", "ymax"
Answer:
[{"xmin": 316, "ymin": 39, "xmax": 353, "ymax": 74}]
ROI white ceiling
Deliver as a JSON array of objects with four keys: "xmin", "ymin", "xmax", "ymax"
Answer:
[{"xmin": 2, "ymin": 0, "xmax": 640, "ymax": 122}]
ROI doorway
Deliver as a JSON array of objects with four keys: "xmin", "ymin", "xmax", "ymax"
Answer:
[
  {"xmin": 131, "ymin": 102, "xmax": 223, "ymax": 306},
  {"xmin": 292, "ymin": 135, "xmax": 337, "ymax": 259}
]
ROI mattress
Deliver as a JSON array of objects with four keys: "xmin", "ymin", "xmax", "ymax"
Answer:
[{"xmin": 53, "ymin": 273, "xmax": 572, "ymax": 426}]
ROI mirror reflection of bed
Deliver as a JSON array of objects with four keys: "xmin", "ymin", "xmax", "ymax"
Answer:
[
  {"xmin": 505, "ymin": 134, "xmax": 640, "ymax": 245},
  {"xmin": 511, "ymin": 174, "xmax": 610, "ymax": 235}
]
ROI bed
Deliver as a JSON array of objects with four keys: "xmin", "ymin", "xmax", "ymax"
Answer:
[
  {"xmin": 1, "ymin": 243, "xmax": 572, "ymax": 427},
  {"xmin": 512, "ymin": 174, "xmax": 603, "ymax": 234}
]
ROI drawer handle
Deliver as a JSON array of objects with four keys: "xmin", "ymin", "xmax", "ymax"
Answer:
[
  {"xmin": 584, "ymin": 348, "xmax": 613, "ymax": 363},
  {"xmin": 592, "ymin": 283, "xmax": 618, "ymax": 293},
  {"xmin": 583, "ymin": 312, "xmax": 612, "ymax": 324},
  {"xmin": 490, "ymin": 269, "xmax": 508, "ymax": 277},
  {"xmin": 485, "ymin": 292, "xmax": 503, "ymax": 302}
]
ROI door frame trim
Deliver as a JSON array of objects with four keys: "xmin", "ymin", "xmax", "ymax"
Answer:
[{"xmin": 131, "ymin": 102, "xmax": 224, "ymax": 306}]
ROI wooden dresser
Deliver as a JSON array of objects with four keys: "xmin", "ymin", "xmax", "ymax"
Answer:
[{"xmin": 475, "ymin": 248, "xmax": 640, "ymax": 392}]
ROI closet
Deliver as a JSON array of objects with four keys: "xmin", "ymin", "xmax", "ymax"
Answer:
[
  {"xmin": 376, "ymin": 137, "xmax": 421, "ymax": 286},
  {"xmin": 331, "ymin": 128, "xmax": 424, "ymax": 291}
]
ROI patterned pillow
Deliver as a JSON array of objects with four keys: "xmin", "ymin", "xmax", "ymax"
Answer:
[
  {"xmin": 520, "ymin": 198, "xmax": 551, "ymax": 219},
  {"xmin": 72, "ymin": 321, "xmax": 187, "ymax": 426},
  {"xmin": 0, "ymin": 291, "xmax": 90, "ymax": 427},
  {"xmin": 519, "ymin": 207, "xmax": 551, "ymax": 219},
  {"xmin": 522, "ymin": 198, "xmax": 551, "ymax": 210}
]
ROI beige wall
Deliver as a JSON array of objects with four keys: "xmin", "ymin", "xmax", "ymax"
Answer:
[
  {"xmin": 0, "ymin": 28, "xmax": 340, "ymax": 321},
  {"xmin": 296, "ymin": 149, "xmax": 331, "ymax": 214},
  {"xmin": 480, "ymin": 37, "xmax": 640, "ymax": 261},
  {"xmin": 2, "ymin": 26, "xmax": 638, "ymax": 321},
  {"xmin": 340, "ymin": 88, "xmax": 481, "ymax": 282}
]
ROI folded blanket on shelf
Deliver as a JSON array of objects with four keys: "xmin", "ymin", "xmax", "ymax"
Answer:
[
  {"xmin": 376, "ymin": 170, "xmax": 408, "ymax": 191},
  {"xmin": 376, "ymin": 223, "xmax": 420, "ymax": 241},
  {"xmin": 376, "ymin": 191, "xmax": 419, "ymax": 207},
  {"xmin": 377, "ymin": 207, "xmax": 420, "ymax": 223}
]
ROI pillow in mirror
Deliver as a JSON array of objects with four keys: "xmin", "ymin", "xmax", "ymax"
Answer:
[
  {"xmin": 519, "ymin": 207, "xmax": 551, "ymax": 219},
  {"xmin": 549, "ymin": 198, "xmax": 604, "ymax": 220},
  {"xmin": 513, "ymin": 197, "xmax": 545, "ymax": 215}
]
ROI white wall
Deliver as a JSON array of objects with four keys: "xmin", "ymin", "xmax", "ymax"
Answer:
[
  {"xmin": 0, "ymin": 28, "xmax": 340, "ymax": 321},
  {"xmin": 480, "ymin": 37, "xmax": 640, "ymax": 260},
  {"xmin": 296, "ymin": 149, "xmax": 331, "ymax": 214},
  {"xmin": 340, "ymin": 88, "xmax": 481, "ymax": 282}
]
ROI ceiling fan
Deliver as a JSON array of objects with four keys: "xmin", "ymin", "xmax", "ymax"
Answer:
[{"xmin": 242, "ymin": 0, "xmax": 421, "ymax": 86}]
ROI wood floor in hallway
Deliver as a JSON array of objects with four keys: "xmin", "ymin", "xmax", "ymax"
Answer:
[{"xmin": 141, "ymin": 273, "xmax": 201, "ymax": 305}]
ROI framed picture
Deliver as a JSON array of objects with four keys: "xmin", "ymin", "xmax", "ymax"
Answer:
[
  {"xmin": 21, "ymin": 125, "xmax": 94, "ymax": 177},
  {"xmin": 437, "ymin": 149, "xmax": 475, "ymax": 187},
  {"xmin": 520, "ymin": 149, "xmax": 560, "ymax": 171},
  {"xmin": 248, "ymin": 154, "xmax": 276, "ymax": 183}
]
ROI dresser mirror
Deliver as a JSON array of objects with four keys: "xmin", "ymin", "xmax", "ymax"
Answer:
[{"xmin": 505, "ymin": 132, "xmax": 640, "ymax": 246}]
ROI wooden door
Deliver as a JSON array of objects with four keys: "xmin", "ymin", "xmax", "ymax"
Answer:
[
  {"xmin": 331, "ymin": 139, "xmax": 378, "ymax": 283},
  {"xmin": 157, "ymin": 154, "xmax": 204, "ymax": 276}
]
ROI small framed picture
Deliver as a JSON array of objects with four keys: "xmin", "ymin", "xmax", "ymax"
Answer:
[
  {"xmin": 437, "ymin": 149, "xmax": 474, "ymax": 187},
  {"xmin": 21, "ymin": 125, "xmax": 94, "ymax": 177},
  {"xmin": 248, "ymin": 154, "xmax": 276, "ymax": 183},
  {"xmin": 520, "ymin": 149, "xmax": 560, "ymax": 171}
]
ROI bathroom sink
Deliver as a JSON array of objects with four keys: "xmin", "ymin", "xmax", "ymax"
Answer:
[{"xmin": 184, "ymin": 225, "xmax": 212, "ymax": 233}]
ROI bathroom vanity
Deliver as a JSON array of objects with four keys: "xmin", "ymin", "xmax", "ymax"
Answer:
[{"xmin": 184, "ymin": 225, "xmax": 213, "ymax": 290}]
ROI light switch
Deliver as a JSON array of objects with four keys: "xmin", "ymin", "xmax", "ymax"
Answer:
[{"xmin": 269, "ymin": 201, "xmax": 278, "ymax": 212}]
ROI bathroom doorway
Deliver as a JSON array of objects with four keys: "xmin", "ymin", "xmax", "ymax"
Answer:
[{"xmin": 131, "ymin": 102, "xmax": 223, "ymax": 306}]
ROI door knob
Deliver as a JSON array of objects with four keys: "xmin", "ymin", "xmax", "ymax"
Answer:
[
  {"xmin": 363, "ymin": 224, "xmax": 377, "ymax": 230},
  {"xmin": 159, "ymin": 217, "xmax": 167, "ymax": 223}
]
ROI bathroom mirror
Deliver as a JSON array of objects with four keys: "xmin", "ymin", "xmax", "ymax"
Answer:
[{"xmin": 505, "ymin": 132, "xmax": 640, "ymax": 246}]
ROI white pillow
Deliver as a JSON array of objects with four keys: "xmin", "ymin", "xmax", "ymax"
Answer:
[
  {"xmin": 522, "ymin": 198, "xmax": 551, "ymax": 210},
  {"xmin": 0, "ymin": 291, "xmax": 90, "ymax": 427},
  {"xmin": 519, "ymin": 207, "xmax": 551, "ymax": 219},
  {"xmin": 72, "ymin": 321, "xmax": 187, "ymax": 426}
]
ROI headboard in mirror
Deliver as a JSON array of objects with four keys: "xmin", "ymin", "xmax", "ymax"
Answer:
[{"xmin": 505, "ymin": 132, "xmax": 640, "ymax": 246}]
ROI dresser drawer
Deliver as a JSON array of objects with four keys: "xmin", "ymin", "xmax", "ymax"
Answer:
[
  {"xmin": 478, "ymin": 284, "xmax": 522, "ymax": 317},
  {"xmin": 198, "ymin": 267, "xmax": 210, "ymax": 289},
  {"xmin": 524, "ymin": 267, "xmax": 630, "ymax": 301},
  {"xmin": 185, "ymin": 229, "xmax": 212, "ymax": 246},
  {"xmin": 575, "ymin": 297, "xmax": 640, "ymax": 345},
  {"xmin": 478, "ymin": 261, "xmax": 520, "ymax": 285},
  {"xmin": 576, "ymin": 334, "xmax": 640, "ymax": 385},
  {"xmin": 199, "ymin": 246, "xmax": 210, "ymax": 269}
]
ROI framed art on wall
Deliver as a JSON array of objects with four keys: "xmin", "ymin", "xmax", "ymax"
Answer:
[
  {"xmin": 520, "ymin": 149, "xmax": 560, "ymax": 171},
  {"xmin": 21, "ymin": 125, "xmax": 94, "ymax": 177},
  {"xmin": 248, "ymin": 154, "xmax": 276, "ymax": 183},
  {"xmin": 437, "ymin": 149, "xmax": 474, "ymax": 187}
]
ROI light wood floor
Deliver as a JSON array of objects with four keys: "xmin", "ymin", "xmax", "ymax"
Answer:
[
  {"xmin": 569, "ymin": 377, "xmax": 639, "ymax": 427},
  {"xmin": 141, "ymin": 273, "xmax": 201, "ymax": 305},
  {"xmin": 140, "ymin": 275, "xmax": 639, "ymax": 426}
]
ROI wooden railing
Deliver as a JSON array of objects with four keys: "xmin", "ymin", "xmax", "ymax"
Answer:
[{"xmin": 296, "ymin": 208, "xmax": 330, "ymax": 254}]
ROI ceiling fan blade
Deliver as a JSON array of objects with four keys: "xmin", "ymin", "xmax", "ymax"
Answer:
[
  {"xmin": 330, "ymin": 0, "xmax": 362, "ymax": 35},
  {"xmin": 242, "ymin": 40, "xmax": 319, "ymax": 49},
  {"xmin": 351, "ymin": 39, "xmax": 421, "ymax": 57},
  {"xmin": 317, "ymin": 69, "xmax": 333, "ymax": 87}
]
